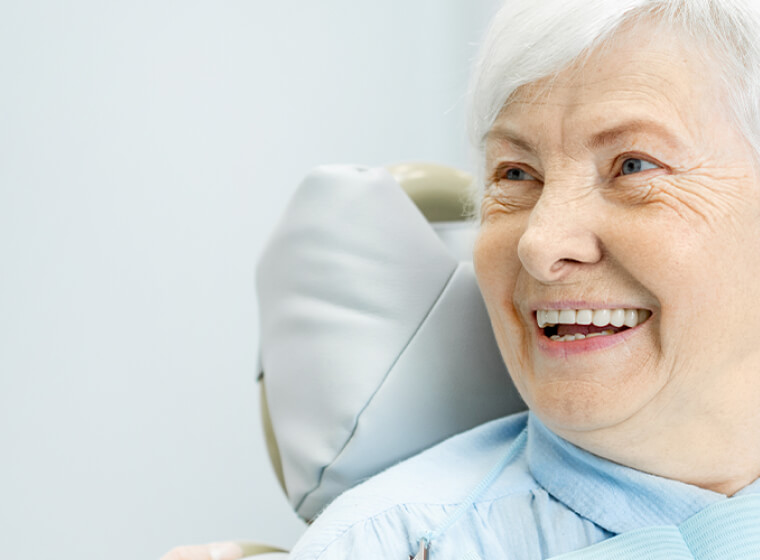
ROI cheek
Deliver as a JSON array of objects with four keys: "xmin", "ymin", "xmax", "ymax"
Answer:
[
  {"xmin": 474, "ymin": 219, "xmax": 524, "ymax": 275},
  {"xmin": 473, "ymin": 222, "xmax": 524, "ymax": 316},
  {"xmin": 601, "ymin": 200, "xmax": 760, "ymax": 376},
  {"xmin": 651, "ymin": 223, "xmax": 760, "ymax": 366},
  {"xmin": 474, "ymin": 223, "xmax": 533, "ymax": 383}
]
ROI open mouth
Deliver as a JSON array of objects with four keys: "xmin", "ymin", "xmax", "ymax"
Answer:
[{"xmin": 537, "ymin": 308, "xmax": 651, "ymax": 342}]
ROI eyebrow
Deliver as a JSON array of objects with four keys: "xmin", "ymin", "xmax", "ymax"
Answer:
[
  {"xmin": 486, "ymin": 119, "xmax": 685, "ymax": 154},
  {"xmin": 587, "ymin": 119, "xmax": 684, "ymax": 151},
  {"xmin": 485, "ymin": 127, "xmax": 538, "ymax": 154}
]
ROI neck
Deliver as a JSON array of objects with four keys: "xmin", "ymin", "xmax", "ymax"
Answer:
[{"xmin": 554, "ymin": 399, "xmax": 760, "ymax": 496}]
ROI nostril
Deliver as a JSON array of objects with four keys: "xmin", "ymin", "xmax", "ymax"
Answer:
[
  {"xmin": 519, "ymin": 222, "xmax": 603, "ymax": 282},
  {"xmin": 518, "ymin": 230, "xmax": 567, "ymax": 283}
]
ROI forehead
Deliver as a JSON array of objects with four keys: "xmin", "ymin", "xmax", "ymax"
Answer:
[{"xmin": 488, "ymin": 23, "xmax": 724, "ymax": 151}]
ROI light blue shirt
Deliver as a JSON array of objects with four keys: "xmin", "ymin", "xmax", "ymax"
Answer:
[{"xmin": 289, "ymin": 412, "xmax": 760, "ymax": 560}]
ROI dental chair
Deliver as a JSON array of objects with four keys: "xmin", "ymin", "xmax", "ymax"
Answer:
[{"xmin": 248, "ymin": 163, "xmax": 526, "ymax": 558}]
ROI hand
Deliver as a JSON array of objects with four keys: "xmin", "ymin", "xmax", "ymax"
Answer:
[{"xmin": 160, "ymin": 541, "xmax": 243, "ymax": 560}]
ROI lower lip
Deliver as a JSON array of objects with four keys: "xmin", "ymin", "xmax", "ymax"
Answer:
[{"xmin": 535, "ymin": 320, "xmax": 646, "ymax": 358}]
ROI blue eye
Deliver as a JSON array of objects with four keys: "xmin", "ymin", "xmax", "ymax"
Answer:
[
  {"xmin": 505, "ymin": 168, "xmax": 537, "ymax": 181},
  {"xmin": 620, "ymin": 158, "xmax": 659, "ymax": 175}
]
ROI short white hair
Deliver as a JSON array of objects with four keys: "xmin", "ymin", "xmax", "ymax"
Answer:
[{"xmin": 467, "ymin": 0, "xmax": 760, "ymax": 212}]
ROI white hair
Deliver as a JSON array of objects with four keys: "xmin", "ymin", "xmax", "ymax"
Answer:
[{"xmin": 466, "ymin": 0, "xmax": 760, "ymax": 213}]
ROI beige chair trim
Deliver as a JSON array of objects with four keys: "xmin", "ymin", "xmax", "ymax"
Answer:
[
  {"xmin": 259, "ymin": 375, "xmax": 287, "ymax": 494},
  {"xmin": 386, "ymin": 162, "xmax": 473, "ymax": 222},
  {"xmin": 236, "ymin": 540, "xmax": 288, "ymax": 557}
]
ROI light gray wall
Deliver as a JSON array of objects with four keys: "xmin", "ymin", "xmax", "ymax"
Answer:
[{"xmin": 0, "ymin": 1, "xmax": 502, "ymax": 558}]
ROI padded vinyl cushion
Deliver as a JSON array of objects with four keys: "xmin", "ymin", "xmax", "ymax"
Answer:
[{"xmin": 256, "ymin": 165, "xmax": 525, "ymax": 521}]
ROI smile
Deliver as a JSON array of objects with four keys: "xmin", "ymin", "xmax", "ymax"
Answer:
[{"xmin": 536, "ymin": 308, "xmax": 652, "ymax": 342}]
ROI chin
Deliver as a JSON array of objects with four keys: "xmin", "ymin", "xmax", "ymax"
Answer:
[{"xmin": 524, "ymin": 381, "xmax": 645, "ymax": 434}]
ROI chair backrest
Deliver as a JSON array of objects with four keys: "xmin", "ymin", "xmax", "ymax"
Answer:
[{"xmin": 256, "ymin": 163, "xmax": 526, "ymax": 522}]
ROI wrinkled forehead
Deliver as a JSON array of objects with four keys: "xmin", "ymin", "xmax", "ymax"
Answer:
[
  {"xmin": 511, "ymin": 17, "xmax": 710, "ymax": 104},
  {"xmin": 487, "ymin": 19, "xmax": 727, "ymax": 152}
]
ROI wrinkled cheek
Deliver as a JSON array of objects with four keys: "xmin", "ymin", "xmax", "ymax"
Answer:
[
  {"xmin": 474, "ymin": 273, "xmax": 527, "ymax": 389},
  {"xmin": 473, "ymin": 221, "xmax": 530, "ymax": 383},
  {"xmin": 474, "ymin": 230, "xmax": 520, "ymax": 316},
  {"xmin": 483, "ymin": 299, "xmax": 532, "ymax": 399}
]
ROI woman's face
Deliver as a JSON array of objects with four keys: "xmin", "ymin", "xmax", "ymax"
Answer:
[{"xmin": 474, "ymin": 26, "xmax": 760, "ymax": 442}]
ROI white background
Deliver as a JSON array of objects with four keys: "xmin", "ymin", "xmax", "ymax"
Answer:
[{"xmin": 0, "ymin": 2, "xmax": 501, "ymax": 558}]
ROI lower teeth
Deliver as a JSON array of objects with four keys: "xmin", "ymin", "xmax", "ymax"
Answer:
[{"xmin": 550, "ymin": 329, "xmax": 615, "ymax": 342}]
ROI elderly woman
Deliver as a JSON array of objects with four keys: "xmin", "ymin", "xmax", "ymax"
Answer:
[
  {"xmin": 167, "ymin": 0, "xmax": 760, "ymax": 558},
  {"xmin": 284, "ymin": 0, "xmax": 760, "ymax": 558}
]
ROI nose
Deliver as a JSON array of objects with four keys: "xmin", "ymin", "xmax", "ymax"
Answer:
[{"xmin": 517, "ymin": 186, "xmax": 603, "ymax": 283}]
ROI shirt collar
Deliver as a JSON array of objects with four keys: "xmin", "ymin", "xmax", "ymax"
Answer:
[
  {"xmin": 525, "ymin": 412, "xmax": 746, "ymax": 534},
  {"xmin": 735, "ymin": 476, "xmax": 760, "ymax": 497}
]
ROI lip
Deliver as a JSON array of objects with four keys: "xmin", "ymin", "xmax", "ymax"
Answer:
[{"xmin": 528, "ymin": 302, "xmax": 652, "ymax": 358}]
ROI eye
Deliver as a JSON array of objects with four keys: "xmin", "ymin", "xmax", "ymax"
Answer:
[
  {"xmin": 503, "ymin": 167, "xmax": 537, "ymax": 181},
  {"xmin": 620, "ymin": 157, "xmax": 660, "ymax": 175}
]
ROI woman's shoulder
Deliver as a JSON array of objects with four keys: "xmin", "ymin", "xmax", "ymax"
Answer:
[
  {"xmin": 289, "ymin": 412, "xmax": 549, "ymax": 560},
  {"xmin": 346, "ymin": 411, "xmax": 534, "ymax": 506}
]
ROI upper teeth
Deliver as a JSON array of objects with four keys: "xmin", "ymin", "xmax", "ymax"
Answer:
[{"xmin": 536, "ymin": 308, "xmax": 651, "ymax": 329}]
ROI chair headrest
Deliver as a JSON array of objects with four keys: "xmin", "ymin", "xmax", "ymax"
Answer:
[{"xmin": 256, "ymin": 164, "xmax": 525, "ymax": 521}]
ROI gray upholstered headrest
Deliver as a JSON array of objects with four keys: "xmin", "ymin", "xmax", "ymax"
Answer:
[{"xmin": 256, "ymin": 165, "xmax": 525, "ymax": 521}]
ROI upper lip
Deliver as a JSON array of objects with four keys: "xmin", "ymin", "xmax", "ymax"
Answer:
[{"xmin": 527, "ymin": 302, "xmax": 651, "ymax": 312}]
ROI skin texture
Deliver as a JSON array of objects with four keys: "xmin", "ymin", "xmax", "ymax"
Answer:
[{"xmin": 475, "ymin": 22, "xmax": 760, "ymax": 496}]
